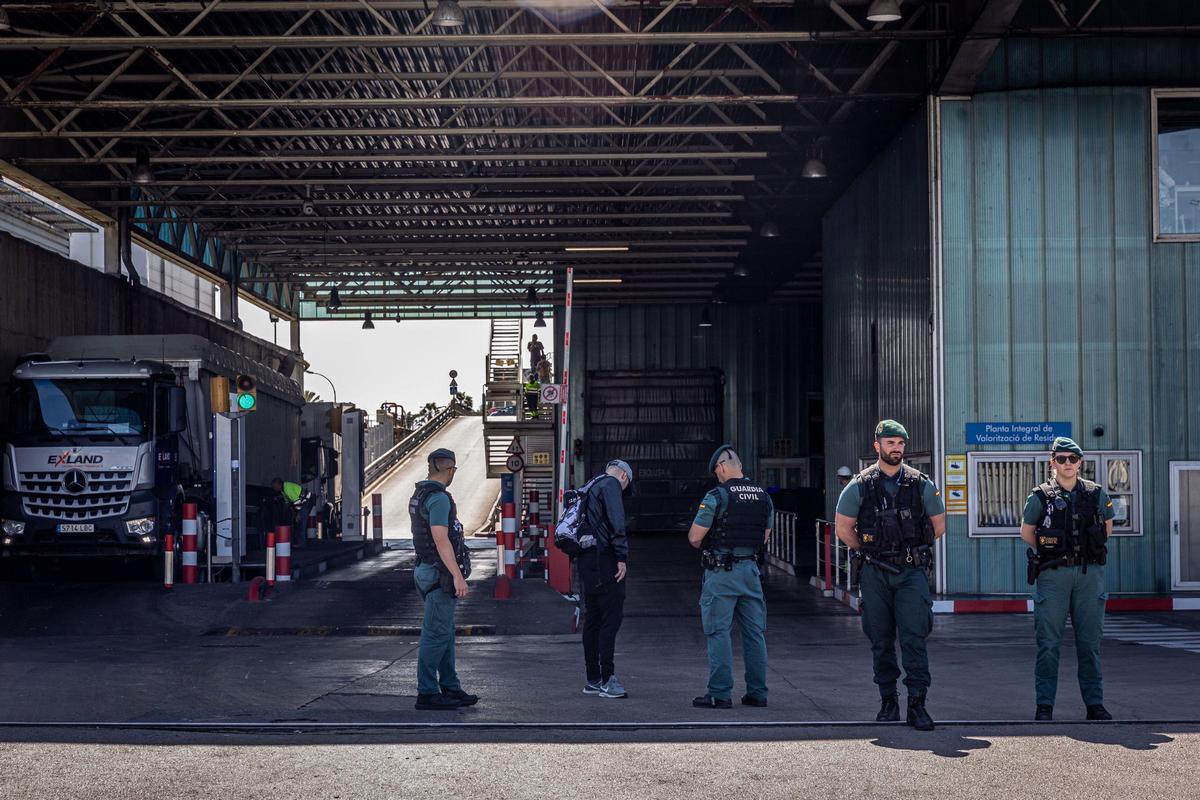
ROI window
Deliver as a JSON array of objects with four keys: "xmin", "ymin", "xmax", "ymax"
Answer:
[
  {"xmin": 1153, "ymin": 90, "xmax": 1200, "ymax": 241},
  {"xmin": 967, "ymin": 451, "xmax": 1142, "ymax": 537}
]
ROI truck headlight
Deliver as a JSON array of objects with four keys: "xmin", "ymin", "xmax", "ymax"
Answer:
[
  {"xmin": 1, "ymin": 519, "xmax": 25, "ymax": 537},
  {"xmin": 125, "ymin": 517, "xmax": 156, "ymax": 536}
]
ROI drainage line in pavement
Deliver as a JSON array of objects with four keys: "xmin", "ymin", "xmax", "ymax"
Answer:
[{"xmin": 0, "ymin": 719, "xmax": 1192, "ymax": 732}]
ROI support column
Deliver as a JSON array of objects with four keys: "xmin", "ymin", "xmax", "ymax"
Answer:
[
  {"xmin": 102, "ymin": 220, "xmax": 120, "ymax": 275},
  {"xmin": 290, "ymin": 317, "xmax": 302, "ymax": 353}
]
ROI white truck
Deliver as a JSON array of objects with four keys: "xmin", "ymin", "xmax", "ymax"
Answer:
[{"xmin": 1, "ymin": 334, "xmax": 304, "ymax": 574}]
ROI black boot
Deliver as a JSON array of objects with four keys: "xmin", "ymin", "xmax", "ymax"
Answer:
[
  {"xmin": 876, "ymin": 695, "xmax": 900, "ymax": 722},
  {"xmin": 906, "ymin": 693, "xmax": 935, "ymax": 731},
  {"xmin": 1086, "ymin": 704, "xmax": 1112, "ymax": 721},
  {"xmin": 1035, "ymin": 704, "xmax": 1053, "ymax": 721},
  {"xmin": 414, "ymin": 693, "xmax": 462, "ymax": 711}
]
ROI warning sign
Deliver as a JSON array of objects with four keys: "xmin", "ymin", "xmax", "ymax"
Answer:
[
  {"xmin": 506, "ymin": 454, "xmax": 526, "ymax": 473},
  {"xmin": 945, "ymin": 455, "xmax": 968, "ymax": 514},
  {"xmin": 539, "ymin": 384, "xmax": 563, "ymax": 404},
  {"xmin": 506, "ymin": 437, "xmax": 525, "ymax": 456}
]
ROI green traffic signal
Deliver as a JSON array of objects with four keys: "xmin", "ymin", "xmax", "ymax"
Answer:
[
  {"xmin": 236, "ymin": 392, "xmax": 256, "ymax": 411},
  {"xmin": 235, "ymin": 374, "xmax": 257, "ymax": 412}
]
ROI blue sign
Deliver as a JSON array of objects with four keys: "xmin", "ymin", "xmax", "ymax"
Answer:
[{"xmin": 965, "ymin": 422, "xmax": 1071, "ymax": 446}]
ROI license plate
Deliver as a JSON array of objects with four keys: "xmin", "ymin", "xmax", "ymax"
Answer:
[{"xmin": 57, "ymin": 524, "xmax": 95, "ymax": 533}]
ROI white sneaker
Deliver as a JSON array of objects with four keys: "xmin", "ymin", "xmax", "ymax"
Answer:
[{"xmin": 599, "ymin": 677, "xmax": 627, "ymax": 698}]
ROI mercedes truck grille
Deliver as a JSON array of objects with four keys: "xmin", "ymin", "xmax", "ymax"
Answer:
[{"xmin": 18, "ymin": 470, "xmax": 135, "ymax": 521}]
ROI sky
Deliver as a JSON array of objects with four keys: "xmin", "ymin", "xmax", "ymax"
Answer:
[{"xmin": 238, "ymin": 300, "xmax": 554, "ymax": 416}]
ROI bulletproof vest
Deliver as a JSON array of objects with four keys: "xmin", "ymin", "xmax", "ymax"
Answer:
[
  {"xmin": 856, "ymin": 464, "xmax": 932, "ymax": 556},
  {"xmin": 704, "ymin": 477, "xmax": 771, "ymax": 551},
  {"xmin": 1034, "ymin": 479, "xmax": 1105, "ymax": 564},
  {"xmin": 409, "ymin": 481, "xmax": 460, "ymax": 564}
]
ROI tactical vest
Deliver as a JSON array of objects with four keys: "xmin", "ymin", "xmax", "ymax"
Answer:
[
  {"xmin": 856, "ymin": 464, "xmax": 933, "ymax": 557},
  {"xmin": 410, "ymin": 481, "xmax": 460, "ymax": 566},
  {"xmin": 704, "ymin": 477, "xmax": 771, "ymax": 551},
  {"xmin": 1033, "ymin": 479, "xmax": 1107, "ymax": 566}
]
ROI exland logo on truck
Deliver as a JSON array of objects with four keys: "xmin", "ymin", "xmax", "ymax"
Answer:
[{"xmin": 0, "ymin": 335, "xmax": 303, "ymax": 575}]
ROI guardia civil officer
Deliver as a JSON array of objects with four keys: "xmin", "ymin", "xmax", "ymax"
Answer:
[
  {"xmin": 410, "ymin": 448, "xmax": 478, "ymax": 711},
  {"xmin": 1020, "ymin": 437, "xmax": 1115, "ymax": 722},
  {"xmin": 688, "ymin": 445, "xmax": 772, "ymax": 709},
  {"xmin": 834, "ymin": 420, "xmax": 946, "ymax": 730}
]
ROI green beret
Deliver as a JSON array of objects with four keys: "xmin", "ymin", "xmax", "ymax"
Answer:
[
  {"xmin": 874, "ymin": 419, "xmax": 909, "ymax": 440},
  {"xmin": 428, "ymin": 448, "xmax": 457, "ymax": 463},
  {"xmin": 1050, "ymin": 437, "xmax": 1082, "ymax": 456},
  {"xmin": 708, "ymin": 444, "xmax": 736, "ymax": 473}
]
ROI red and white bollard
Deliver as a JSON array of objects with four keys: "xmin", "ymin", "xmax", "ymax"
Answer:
[
  {"xmin": 266, "ymin": 531, "xmax": 276, "ymax": 587},
  {"xmin": 306, "ymin": 511, "xmax": 319, "ymax": 541},
  {"xmin": 372, "ymin": 493, "xmax": 383, "ymax": 541},
  {"xmin": 495, "ymin": 494, "xmax": 516, "ymax": 599},
  {"xmin": 181, "ymin": 502, "xmax": 198, "ymax": 584},
  {"xmin": 528, "ymin": 490, "xmax": 540, "ymax": 538},
  {"xmin": 163, "ymin": 533, "xmax": 174, "ymax": 589},
  {"xmin": 275, "ymin": 525, "xmax": 292, "ymax": 582}
]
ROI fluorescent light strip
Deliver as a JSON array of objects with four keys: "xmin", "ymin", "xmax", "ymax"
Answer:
[
  {"xmin": 564, "ymin": 245, "xmax": 629, "ymax": 253},
  {"xmin": 574, "ymin": 278, "xmax": 624, "ymax": 284}
]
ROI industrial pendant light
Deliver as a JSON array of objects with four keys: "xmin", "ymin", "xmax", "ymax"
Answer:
[
  {"xmin": 362, "ymin": 311, "xmax": 375, "ymax": 330},
  {"xmin": 698, "ymin": 308, "xmax": 714, "ymax": 328},
  {"xmin": 759, "ymin": 220, "xmax": 780, "ymax": 238},
  {"xmin": 534, "ymin": 309, "xmax": 547, "ymax": 328},
  {"xmin": 802, "ymin": 142, "xmax": 828, "ymax": 179},
  {"xmin": 431, "ymin": 0, "xmax": 465, "ymax": 28},
  {"xmin": 867, "ymin": 0, "xmax": 902, "ymax": 23},
  {"xmin": 525, "ymin": 285, "xmax": 538, "ymax": 306},
  {"xmin": 131, "ymin": 148, "xmax": 155, "ymax": 185},
  {"xmin": 0, "ymin": 9, "xmax": 12, "ymax": 31},
  {"xmin": 326, "ymin": 288, "xmax": 342, "ymax": 311},
  {"xmin": 733, "ymin": 265, "xmax": 750, "ymax": 278},
  {"xmin": 395, "ymin": 312, "xmax": 402, "ymax": 323}
]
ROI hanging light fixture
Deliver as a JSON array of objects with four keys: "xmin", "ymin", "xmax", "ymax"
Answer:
[
  {"xmin": 525, "ymin": 285, "xmax": 538, "ymax": 306},
  {"xmin": 534, "ymin": 309, "xmax": 547, "ymax": 328},
  {"xmin": 0, "ymin": 9, "xmax": 12, "ymax": 31},
  {"xmin": 867, "ymin": 0, "xmax": 902, "ymax": 23},
  {"xmin": 131, "ymin": 148, "xmax": 154, "ymax": 185},
  {"xmin": 326, "ymin": 288, "xmax": 342, "ymax": 311},
  {"xmin": 395, "ymin": 312, "xmax": 402, "ymax": 323},
  {"xmin": 362, "ymin": 311, "xmax": 375, "ymax": 330},
  {"xmin": 759, "ymin": 220, "xmax": 780, "ymax": 238},
  {"xmin": 698, "ymin": 308, "xmax": 714, "ymax": 328},
  {"xmin": 802, "ymin": 150, "xmax": 828, "ymax": 179},
  {"xmin": 431, "ymin": 0, "xmax": 465, "ymax": 28},
  {"xmin": 733, "ymin": 265, "xmax": 750, "ymax": 278}
]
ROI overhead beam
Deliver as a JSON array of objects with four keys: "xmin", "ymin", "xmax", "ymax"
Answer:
[
  {"xmin": 105, "ymin": 194, "xmax": 745, "ymax": 207},
  {"xmin": 14, "ymin": 151, "xmax": 770, "ymax": 166},
  {"xmin": 938, "ymin": 0, "xmax": 1025, "ymax": 94},
  {"xmin": 58, "ymin": 174, "xmax": 760, "ymax": 188}
]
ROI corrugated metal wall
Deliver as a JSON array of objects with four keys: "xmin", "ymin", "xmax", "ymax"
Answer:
[
  {"xmin": 822, "ymin": 109, "xmax": 933, "ymax": 518},
  {"xmin": 977, "ymin": 38, "xmax": 1200, "ymax": 92},
  {"xmin": 567, "ymin": 302, "xmax": 822, "ymax": 487},
  {"xmin": 939, "ymin": 86, "xmax": 1200, "ymax": 594}
]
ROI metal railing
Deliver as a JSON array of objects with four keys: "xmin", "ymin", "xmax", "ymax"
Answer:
[
  {"xmin": 766, "ymin": 510, "xmax": 801, "ymax": 573},
  {"xmin": 813, "ymin": 517, "xmax": 856, "ymax": 597},
  {"xmin": 364, "ymin": 405, "xmax": 456, "ymax": 488}
]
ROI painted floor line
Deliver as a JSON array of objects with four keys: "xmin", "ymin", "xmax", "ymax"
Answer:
[{"xmin": 0, "ymin": 719, "xmax": 1196, "ymax": 732}]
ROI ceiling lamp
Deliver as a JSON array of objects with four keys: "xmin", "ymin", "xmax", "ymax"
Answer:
[
  {"xmin": 0, "ymin": 9, "xmax": 12, "ymax": 31},
  {"xmin": 395, "ymin": 313, "xmax": 402, "ymax": 323},
  {"xmin": 698, "ymin": 308, "xmax": 714, "ymax": 328},
  {"xmin": 525, "ymin": 285, "xmax": 538, "ymax": 306},
  {"xmin": 802, "ymin": 154, "xmax": 828, "ymax": 179},
  {"xmin": 534, "ymin": 309, "xmax": 547, "ymax": 328},
  {"xmin": 362, "ymin": 312, "xmax": 375, "ymax": 330},
  {"xmin": 867, "ymin": 0, "xmax": 902, "ymax": 23},
  {"xmin": 326, "ymin": 288, "xmax": 342, "ymax": 311},
  {"xmin": 131, "ymin": 148, "xmax": 154, "ymax": 186},
  {"xmin": 733, "ymin": 265, "xmax": 750, "ymax": 278},
  {"xmin": 431, "ymin": 0, "xmax": 465, "ymax": 28},
  {"xmin": 759, "ymin": 220, "xmax": 780, "ymax": 238}
]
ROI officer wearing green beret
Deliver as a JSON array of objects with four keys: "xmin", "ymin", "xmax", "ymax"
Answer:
[
  {"xmin": 834, "ymin": 420, "xmax": 946, "ymax": 730},
  {"xmin": 1020, "ymin": 437, "xmax": 1115, "ymax": 722},
  {"xmin": 688, "ymin": 445, "xmax": 773, "ymax": 709},
  {"xmin": 410, "ymin": 447, "xmax": 478, "ymax": 711}
]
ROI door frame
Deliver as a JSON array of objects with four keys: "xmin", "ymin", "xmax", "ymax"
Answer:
[{"xmin": 1169, "ymin": 461, "xmax": 1200, "ymax": 590}]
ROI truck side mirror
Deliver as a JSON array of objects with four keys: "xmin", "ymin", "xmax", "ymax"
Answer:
[{"xmin": 168, "ymin": 386, "xmax": 188, "ymax": 433}]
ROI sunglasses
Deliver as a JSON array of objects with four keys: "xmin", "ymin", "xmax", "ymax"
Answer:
[{"xmin": 1053, "ymin": 455, "xmax": 1081, "ymax": 465}]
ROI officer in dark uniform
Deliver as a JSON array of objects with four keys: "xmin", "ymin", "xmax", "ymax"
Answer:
[
  {"xmin": 834, "ymin": 420, "xmax": 946, "ymax": 730},
  {"xmin": 410, "ymin": 448, "xmax": 478, "ymax": 711},
  {"xmin": 1020, "ymin": 436, "xmax": 1115, "ymax": 722},
  {"xmin": 688, "ymin": 445, "xmax": 773, "ymax": 709}
]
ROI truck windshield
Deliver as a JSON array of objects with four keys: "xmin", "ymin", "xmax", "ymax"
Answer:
[{"xmin": 11, "ymin": 379, "xmax": 153, "ymax": 444}]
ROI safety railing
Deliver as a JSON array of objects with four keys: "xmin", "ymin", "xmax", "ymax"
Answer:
[
  {"xmin": 813, "ymin": 518, "xmax": 857, "ymax": 598},
  {"xmin": 364, "ymin": 405, "xmax": 456, "ymax": 488},
  {"xmin": 766, "ymin": 510, "xmax": 801, "ymax": 573}
]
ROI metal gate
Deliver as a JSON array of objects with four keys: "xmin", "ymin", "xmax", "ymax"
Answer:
[
  {"xmin": 1171, "ymin": 461, "xmax": 1200, "ymax": 589},
  {"xmin": 585, "ymin": 369, "xmax": 723, "ymax": 532}
]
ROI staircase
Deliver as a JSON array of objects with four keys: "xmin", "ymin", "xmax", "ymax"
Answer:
[{"xmin": 487, "ymin": 318, "xmax": 523, "ymax": 385}]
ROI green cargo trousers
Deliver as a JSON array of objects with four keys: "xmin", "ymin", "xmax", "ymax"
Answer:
[
  {"xmin": 859, "ymin": 562, "xmax": 933, "ymax": 698},
  {"xmin": 1033, "ymin": 564, "xmax": 1106, "ymax": 707},
  {"xmin": 699, "ymin": 560, "xmax": 768, "ymax": 701},
  {"xmin": 414, "ymin": 562, "xmax": 462, "ymax": 697}
]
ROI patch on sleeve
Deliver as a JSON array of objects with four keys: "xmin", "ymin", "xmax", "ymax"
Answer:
[
  {"xmin": 1107, "ymin": 501, "xmax": 1113, "ymax": 507},
  {"xmin": 698, "ymin": 504, "xmax": 706, "ymax": 510}
]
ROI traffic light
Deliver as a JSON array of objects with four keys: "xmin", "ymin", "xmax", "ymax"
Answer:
[{"xmin": 235, "ymin": 374, "xmax": 257, "ymax": 412}]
